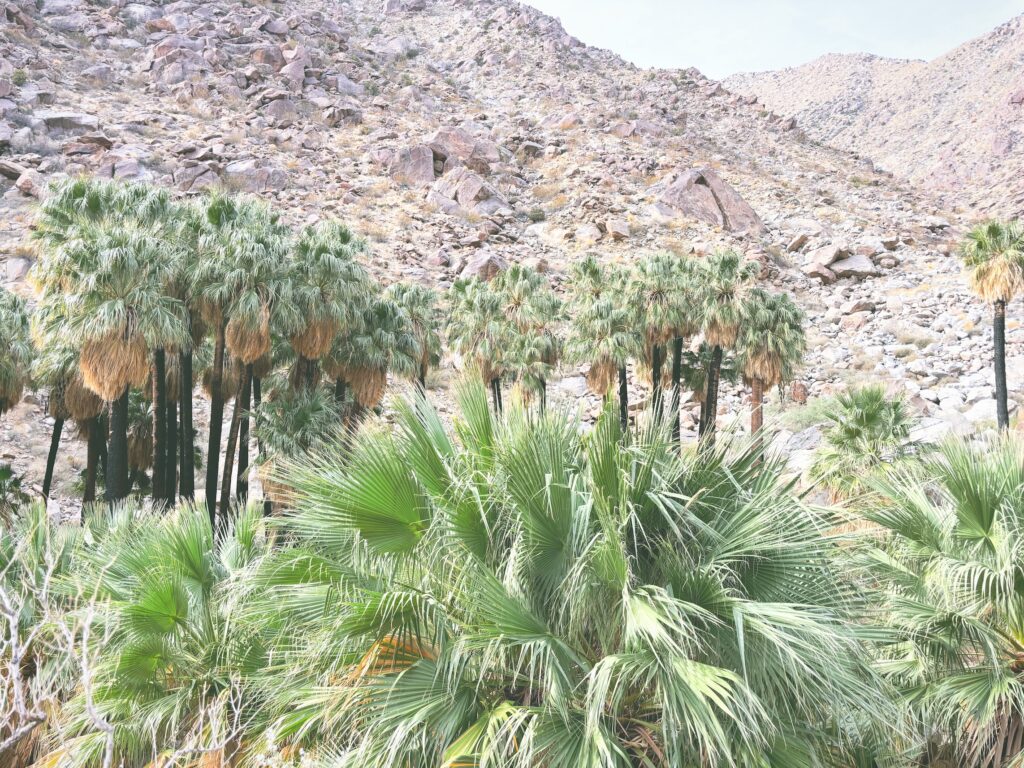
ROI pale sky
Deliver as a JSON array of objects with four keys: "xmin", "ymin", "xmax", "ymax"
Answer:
[{"xmin": 525, "ymin": 0, "xmax": 1024, "ymax": 79}]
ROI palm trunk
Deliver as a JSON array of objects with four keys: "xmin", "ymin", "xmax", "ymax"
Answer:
[
  {"xmin": 750, "ymin": 378, "xmax": 765, "ymax": 449},
  {"xmin": 97, "ymin": 411, "xmax": 107, "ymax": 480},
  {"xmin": 333, "ymin": 377, "xmax": 346, "ymax": 406},
  {"xmin": 219, "ymin": 373, "xmax": 249, "ymax": 519},
  {"xmin": 166, "ymin": 396, "xmax": 178, "ymax": 502},
  {"xmin": 253, "ymin": 375, "xmax": 271, "ymax": 517},
  {"xmin": 42, "ymin": 417, "xmax": 63, "ymax": 499},
  {"xmin": 237, "ymin": 364, "xmax": 252, "ymax": 505},
  {"xmin": 700, "ymin": 345, "xmax": 723, "ymax": 445},
  {"xmin": 179, "ymin": 349, "xmax": 195, "ymax": 500},
  {"xmin": 618, "ymin": 364, "xmax": 628, "ymax": 433},
  {"xmin": 538, "ymin": 378, "xmax": 547, "ymax": 413},
  {"xmin": 490, "ymin": 376, "xmax": 502, "ymax": 414},
  {"xmin": 670, "ymin": 337, "xmax": 683, "ymax": 443},
  {"xmin": 83, "ymin": 417, "xmax": 100, "ymax": 507},
  {"xmin": 106, "ymin": 388, "xmax": 130, "ymax": 504},
  {"xmin": 418, "ymin": 363, "xmax": 427, "ymax": 390},
  {"xmin": 206, "ymin": 321, "xmax": 226, "ymax": 526},
  {"xmin": 152, "ymin": 349, "xmax": 167, "ymax": 504},
  {"xmin": 994, "ymin": 300, "xmax": 1009, "ymax": 430},
  {"xmin": 651, "ymin": 344, "xmax": 663, "ymax": 418}
]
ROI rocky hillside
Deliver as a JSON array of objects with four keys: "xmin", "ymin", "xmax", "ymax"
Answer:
[
  {"xmin": 0, "ymin": 0, "xmax": 1020, "ymax": 504},
  {"xmin": 725, "ymin": 14, "xmax": 1024, "ymax": 218}
]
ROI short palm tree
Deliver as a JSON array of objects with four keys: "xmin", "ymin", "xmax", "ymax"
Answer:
[
  {"xmin": 736, "ymin": 288, "xmax": 806, "ymax": 442},
  {"xmin": 696, "ymin": 250, "xmax": 760, "ymax": 443},
  {"xmin": 810, "ymin": 384, "xmax": 918, "ymax": 500},
  {"xmin": 264, "ymin": 381, "xmax": 897, "ymax": 766},
  {"xmin": 0, "ymin": 287, "xmax": 32, "ymax": 417},
  {"xmin": 385, "ymin": 282, "xmax": 443, "ymax": 389},
  {"xmin": 252, "ymin": 382, "xmax": 342, "ymax": 507},
  {"xmin": 447, "ymin": 277, "xmax": 512, "ymax": 412},
  {"xmin": 36, "ymin": 503, "xmax": 270, "ymax": 767},
  {"xmin": 323, "ymin": 293, "xmax": 418, "ymax": 415},
  {"xmin": 959, "ymin": 220, "xmax": 1024, "ymax": 430},
  {"xmin": 859, "ymin": 437, "xmax": 1024, "ymax": 766}
]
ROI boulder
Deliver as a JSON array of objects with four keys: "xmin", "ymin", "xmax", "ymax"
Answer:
[
  {"xmin": 428, "ymin": 166, "xmax": 506, "ymax": 214},
  {"xmin": 805, "ymin": 242, "xmax": 848, "ymax": 267},
  {"xmin": 460, "ymin": 250, "xmax": 507, "ymax": 281},
  {"xmin": 426, "ymin": 125, "xmax": 501, "ymax": 174},
  {"xmin": 263, "ymin": 98, "xmax": 298, "ymax": 127},
  {"xmin": 830, "ymin": 254, "xmax": 878, "ymax": 279},
  {"xmin": 651, "ymin": 167, "xmax": 764, "ymax": 235},
  {"xmin": 801, "ymin": 262, "xmax": 836, "ymax": 284},
  {"xmin": 34, "ymin": 111, "xmax": 99, "ymax": 132},
  {"xmin": 389, "ymin": 144, "xmax": 435, "ymax": 188},
  {"xmin": 224, "ymin": 160, "xmax": 288, "ymax": 193},
  {"xmin": 252, "ymin": 45, "xmax": 286, "ymax": 70},
  {"xmin": 606, "ymin": 218, "xmax": 630, "ymax": 240},
  {"xmin": 173, "ymin": 162, "xmax": 219, "ymax": 192}
]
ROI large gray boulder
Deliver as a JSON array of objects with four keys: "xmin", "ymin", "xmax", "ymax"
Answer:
[{"xmin": 651, "ymin": 167, "xmax": 765, "ymax": 235}]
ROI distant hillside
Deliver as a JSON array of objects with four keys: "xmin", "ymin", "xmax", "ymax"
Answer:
[{"xmin": 725, "ymin": 14, "xmax": 1024, "ymax": 218}]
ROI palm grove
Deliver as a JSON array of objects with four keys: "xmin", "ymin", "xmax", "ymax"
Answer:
[{"xmin": 1, "ymin": 177, "xmax": 1023, "ymax": 767}]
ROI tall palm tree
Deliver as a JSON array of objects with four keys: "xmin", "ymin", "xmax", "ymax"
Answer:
[
  {"xmin": 566, "ymin": 256, "xmax": 639, "ymax": 430},
  {"xmin": 263, "ymin": 380, "xmax": 897, "ymax": 766},
  {"xmin": 736, "ymin": 288, "xmax": 806, "ymax": 443},
  {"xmin": 385, "ymin": 282, "xmax": 442, "ymax": 389},
  {"xmin": 287, "ymin": 221, "xmax": 371, "ymax": 389},
  {"xmin": 0, "ymin": 287, "xmax": 32, "ymax": 418},
  {"xmin": 493, "ymin": 265, "xmax": 563, "ymax": 406},
  {"xmin": 696, "ymin": 250, "xmax": 760, "ymax": 443},
  {"xmin": 959, "ymin": 220, "xmax": 1024, "ymax": 430},
  {"xmin": 860, "ymin": 437, "xmax": 1024, "ymax": 766},
  {"xmin": 32, "ymin": 215, "xmax": 186, "ymax": 505},
  {"xmin": 447, "ymin": 277, "xmax": 511, "ymax": 413},
  {"xmin": 189, "ymin": 193, "xmax": 291, "ymax": 523},
  {"xmin": 31, "ymin": 179, "xmax": 187, "ymax": 506},
  {"xmin": 628, "ymin": 253, "xmax": 681, "ymax": 417},
  {"xmin": 31, "ymin": 344, "xmax": 103, "ymax": 501}
]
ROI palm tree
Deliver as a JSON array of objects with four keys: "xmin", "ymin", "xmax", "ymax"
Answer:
[
  {"xmin": 32, "ymin": 222, "xmax": 185, "ymax": 505},
  {"xmin": 959, "ymin": 221, "xmax": 1024, "ymax": 430},
  {"xmin": 189, "ymin": 192, "xmax": 291, "ymax": 523},
  {"xmin": 31, "ymin": 179, "xmax": 188, "ymax": 506},
  {"xmin": 264, "ymin": 380, "xmax": 897, "ymax": 765},
  {"xmin": 566, "ymin": 256, "xmax": 638, "ymax": 430},
  {"xmin": 736, "ymin": 288, "xmax": 806, "ymax": 443},
  {"xmin": 860, "ymin": 437, "xmax": 1024, "ymax": 766},
  {"xmin": 385, "ymin": 282, "xmax": 442, "ymax": 389},
  {"xmin": 810, "ymin": 384, "xmax": 918, "ymax": 500},
  {"xmin": 34, "ymin": 502, "xmax": 271, "ymax": 767},
  {"xmin": 252, "ymin": 382, "xmax": 342, "ymax": 508},
  {"xmin": 31, "ymin": 344, "xmax": 103, "ymax": 501},
  {"xmin": 287, "ymin": 221, "xmax": 371, "ymax": 389},
  {"xmin": 447, "ymin": 277, "xmax": 511, "ymax": 412},
  {"xmin": 493, "ymin": 265, "xmax": 563, "ymax": 406},
  {"xmin": 0, "ymin": 287, "xmax": 32, "ymax": 418},
  {"xmin": 323, "ymin": 292, "xmax": 418, "ymax": 418},
  {"xmin": 696, "ymin": 250, "xmax": 760, "ymax": 443},
  {"xmin": 628, "ymin": 253, "xmax": 681, "ymax": 417}
]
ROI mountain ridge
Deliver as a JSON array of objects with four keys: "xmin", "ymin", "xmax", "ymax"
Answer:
[{"xmin": 724, "ymin": 12, "xmax": 1024, "ymax": 218}]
